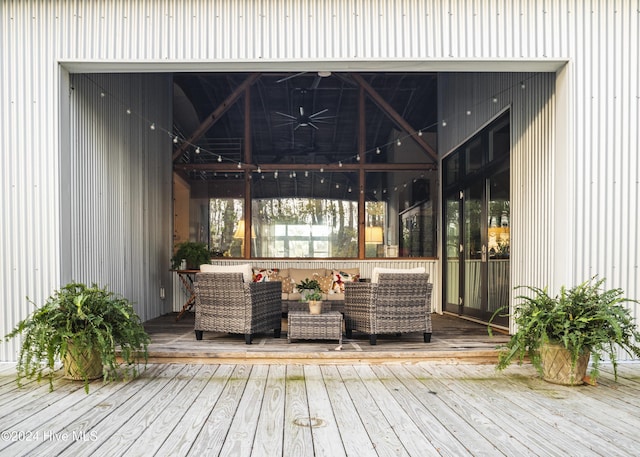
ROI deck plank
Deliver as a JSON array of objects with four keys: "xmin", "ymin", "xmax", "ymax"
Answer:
[
  {"xmin": 0, "ymin": 361, "xmax": 639, "ymax": 456},
  {"xmin": 154, "ymin": 364, "xmax": 234, "ymax": 457},
  {"xmin": 453, "ymin": 364, "xmax": 639, "ymax": 457},
  {"xmin": 251, "ymin": 364, "xmax": 286, "ymax": 457},
  {"xmin": 219, "ymin": 364, "xmax": 270, "ymax": 457},
  {"xmin": 369, "ymin": 364, "xmax": 475, "ymax": 457},
  {"xmin": 319, "ymin": 365, "xmax": 378, "ymax": 457},
  {"xmin": 187, "ymin": 364, "xmax": 251, "ymax": 455},
  {"xmin": 337, "ymin": 365, "xmax": 410, "ymax": 457},
  {"xmin": 302, "ymin": 365, "xmax": 347, "ymax": 457},
  {"xmin": 283, "ymin": 364, "xmax": 314, "ymax": 457}
]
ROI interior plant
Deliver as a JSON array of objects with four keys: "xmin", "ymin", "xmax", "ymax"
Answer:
[
  {"xmin": 492, "ymin": 276, "xmax": 640, "ymax": 384},
  {"xmin": 304, "ymin": 291, "xmax": 324, "ymax": 315},
  {"xmin": 296, "ymin": 278, "xmax": 321, "ymax": 301},
  {"xmin": 4, "ymin": 282, "xmax": 150, "ymax": 393},
  {"xmin": 171, "ymin": 241, "xmax": 211, "ymax": 270}
]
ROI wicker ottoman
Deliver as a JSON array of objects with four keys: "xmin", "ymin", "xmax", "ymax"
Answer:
[{"xmin": 287, "ymin": 310, "xmax": 343, "ymax": 344}]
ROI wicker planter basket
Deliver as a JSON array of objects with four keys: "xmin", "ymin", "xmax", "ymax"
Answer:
[
  {"xmin": 540, "ymin": 343, "xmax": 590, "ymax": 386},
  {"xmin": 63, "ymin": 343, "xmax": 103, "ymax": 381}
]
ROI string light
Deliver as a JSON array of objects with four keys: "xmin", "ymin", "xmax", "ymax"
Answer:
[
  {"xmin": 274, "ymin": 170, "xmax": 278, "ymax": 179},
  {"xmin": 320, "ymin": 177, "xmax": 325, "ymax": 183},
  {"xmin": 84, "ymin": 72, "xmax": 534, "ymax": 174},
  {"xmin": 348, "ymin": 186, "xmax": 352, "ymax": 192},
  {"xmin": 257, "ymin": 166, "xmax": 262, "ymax": 173},
  {"xmin": 304, "ymin": 170, "xmax": 309, "ymax": 177}
]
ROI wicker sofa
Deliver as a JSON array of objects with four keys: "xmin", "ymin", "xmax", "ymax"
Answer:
[
  {"xmin": 194, "ymin": 272, "xmax": 282, "ymax": 344},
  {"xmin": 343, "ymin": 272, "xmax": 432, "ymax": 345}
]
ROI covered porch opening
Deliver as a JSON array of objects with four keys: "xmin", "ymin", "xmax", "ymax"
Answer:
[{"xmin": 62, "ymin": 60, "xmax": 561, "ymax": 343}]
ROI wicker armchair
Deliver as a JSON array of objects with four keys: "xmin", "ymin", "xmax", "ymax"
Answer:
[
  {"xmin": 194, "ymin": 273, "xmax": 282, "ymax": 344},
  {"xmin": 344, "ymin": 273, "xmax": 433, "ymax": 345}
]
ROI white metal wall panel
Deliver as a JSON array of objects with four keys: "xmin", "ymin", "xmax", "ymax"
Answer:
[
  {"xmin": 64, "ymin": 73, "xmax": 174, "ymax": 322},
  {"xmin": 2, "ymin": 0, "xmax": 639, "ymax": 360},
  {"xmin": 438, "ymin": 72, "xmax": 557, "ymax": 332}
]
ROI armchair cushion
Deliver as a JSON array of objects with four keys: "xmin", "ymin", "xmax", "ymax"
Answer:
[
  {"xmin": 200, "ymin": 263, "xmax": 253, "ymax": 282},
  {"xmin": 371, "ymin": 266, "xmax": 426, "ymax": 283}
]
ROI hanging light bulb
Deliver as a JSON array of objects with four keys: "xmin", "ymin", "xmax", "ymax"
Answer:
[
  {"xmin": 356, "ymin": 154, "xmax": 360, "ymax": 161},
  {"xmin": 520, "ymin": 81, "xmax": 526, "ymax": 89},
  {"xmin": 492, "ymin": 97, "xmax": 498, "ymax": 103},
  {"xmin": 348, "ymin": 186, "xmax": 352, "ymax": 192},
  {"xmin": 320, "ymin": 167, "xmax": 324, "ymax": 173},
  {"xmin": 173, "ymin": 135, "xmax": 179, "ymax": 144},
  {"xmin": 217, "ymin": 155, "xmax": 222, "ymax": 162},
  {"xmin": 237, "ymin": 162, "xmax": 242, "ymax": 169},
  {"xmin": 100, "ymin": 92, "xmax": 105, "ymax": 98},
  {"xmin": 292, "ymin": 171, "xmax": 297, "ymax": 178},
  {"xmin": 336, "ymin": 184, "xmax": 340, "ymax": 189},
  {"xmin": 195, "ymin": 147, "xmax": 201, "ymax": 154},
  {"xmin": 320, "ymin": 177, "xmax": 325, "ymax": 184},
  {"xmin": 466, "ymin": 110, "xmax": 471, "ymax": 116},
  {"xmin": 304, "ymin": 170, "xmax": 309, "ymax": 177},
  {"xmin": 150, "ymin": 123, "xmax": 156, "ymax": 130},
  {"xmin": 338, "ymin": 161, "xmax": 343, "ymax": 167},
  {"xmin": 257, "ymin": 166, "xmax": 262, "ymax": 173},
  {"xmin": 126, "ymin": 108, "xmax": 131, "ymax": 115},
  {"xmin": 442, "ymin": 120, "xmax": 447, "ymax": 127},
  {"xmin": 274, "ymin": 170, "xmax": 278, "ymax": 179},
  {"xmin": 396, "ymin": 138, "xmax": 401, "ymax": 146},
  {"xmin": 418, "ymin": 130, "xmax": 423, "ymax": 137},
  {"xmin": 376, "ymin": 147, "xmax": 381, "ymax": 154}
]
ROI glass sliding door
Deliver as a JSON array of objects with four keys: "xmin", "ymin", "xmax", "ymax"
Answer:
[{"xmin": 442, "ymin": 112, "xmax": 510, "ymax": 325}]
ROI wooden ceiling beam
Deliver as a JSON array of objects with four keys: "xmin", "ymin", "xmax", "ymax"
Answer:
[
  {"xmin": 349, "ymin": 73, "xmax": 438, "ymax": 163},
  {"xmin": 172, "ymin": 72, "xmax": 261, "ymax": 162}
]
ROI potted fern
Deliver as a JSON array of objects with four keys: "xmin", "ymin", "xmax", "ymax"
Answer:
[
  {"xmin": 171, "ymin": 241, "xmax": 211, "ymax": 270},
  {"xmin": 4, "ymin": 282, "xmax": 150, "ymax": 393},
  {"xmin": 493, "ymin": 277, "xmax": 640, "ymax": 385}
]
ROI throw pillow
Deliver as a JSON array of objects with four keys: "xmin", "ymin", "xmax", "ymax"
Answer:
[
  {"xmin": 317, "ymin": 275, "xmax": 334, "ymax": 294},
  {"xmin": 331, "ymin": 270, "xmax": 360, "ymax": 294},
  {"xmin": 276, "ymin": 276, "xmax": 294, "ymax": 294},
  {"xmin": 253, "ymin": 268, "xmax": 280, "ymax": 282}
]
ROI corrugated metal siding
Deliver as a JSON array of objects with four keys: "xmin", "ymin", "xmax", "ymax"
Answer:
[
  {"xmin": 438, "ymin": 72, "xmax": 557, "ymax": 332},
  {"xmin": 64, "ymin": 73, "xmax": 174, "ymax": 323},
  {"xmin": 2, "ymin": 0, "xmax": 639, "ymax": 360}
]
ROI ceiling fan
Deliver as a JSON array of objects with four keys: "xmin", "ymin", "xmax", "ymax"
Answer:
[
  {"xmin": 274, "ymin": 89, "xmax": 334, "ymax": 130},
  {"xmin": 274, "ymin": 105, "xmax": 333, "ymax": 130}
]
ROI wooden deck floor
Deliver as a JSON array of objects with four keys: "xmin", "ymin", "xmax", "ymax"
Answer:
[
  {"xmin": 143, "ymin": 312, "xmax": 512, "ymax": 364},
  {"xmin": 1, "ymin": 360, "xmax": 640, "ymax": 456}
]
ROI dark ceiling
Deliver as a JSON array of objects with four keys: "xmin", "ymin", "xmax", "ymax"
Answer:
[{"xmin": 172, "ymin": 71, "xmax": 438, "ymax": 168}]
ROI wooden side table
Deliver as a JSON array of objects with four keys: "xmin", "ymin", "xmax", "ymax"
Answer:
[
  {"xmin": 287, "ymin": 310, "xmax": 343, "ymax": 344},
  {"xmin": 172, "ymin": 269, "xmax": 199, "ymax": 320}
]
